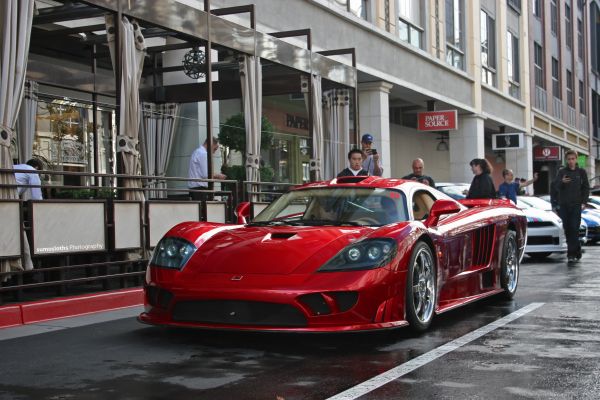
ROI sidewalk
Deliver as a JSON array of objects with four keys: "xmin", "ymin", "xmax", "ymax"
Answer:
[{"xmin": 0, "ymin": 288, "xmax": 143, "ymax": 329}]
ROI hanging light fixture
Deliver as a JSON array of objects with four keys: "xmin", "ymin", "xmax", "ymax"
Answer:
[
  {"xmin": 436, "ymin": 132, "xmax": 449, "ymax": 151},
  {"xmin": 182, "ymin": 46, "xmax": 206, "ymax": 79}
]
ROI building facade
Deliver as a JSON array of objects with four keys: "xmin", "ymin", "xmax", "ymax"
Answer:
[{"xmin": 210, "ymin": 0, "xmax": 598, "ymax": 191}]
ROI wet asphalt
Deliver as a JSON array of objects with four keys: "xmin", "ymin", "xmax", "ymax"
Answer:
[{"xmin": 0, "ymin": 246, "xmax": 599, "ymax": 400}]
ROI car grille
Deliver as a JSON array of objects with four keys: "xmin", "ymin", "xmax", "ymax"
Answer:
[
  {"xmin": 172, "ymin": 300, "xmax": 308, "ymax": 327},
  {"xmin": 587, "ymin": 226, "xmax": 600, "ymax": 234},
  {"xmin": 527, "ymin": 236, "xmax": 558, "ymax": 245},
  {"xmin": 527, "ymin": 221, "xmax": 555, "ymax": 228}
]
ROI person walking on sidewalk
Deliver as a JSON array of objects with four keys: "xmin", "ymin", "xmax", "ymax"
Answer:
[{"xmin": 550, "ymin": 149, "xmax": 589, "ymax": 262}]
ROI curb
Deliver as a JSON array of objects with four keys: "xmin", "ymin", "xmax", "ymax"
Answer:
[{"xmin": 0, "ymin": 288, "xmax": 144, "ymax": 329}]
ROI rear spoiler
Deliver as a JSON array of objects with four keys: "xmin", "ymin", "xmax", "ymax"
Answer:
[{"xmin": 458, "ymin": 198, "xmax": 515, "ymax": 208}]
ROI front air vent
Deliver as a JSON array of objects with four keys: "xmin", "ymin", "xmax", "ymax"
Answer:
[{"xmin": 271, "ymin": 232, "xmax": 297, "ymax": 239}]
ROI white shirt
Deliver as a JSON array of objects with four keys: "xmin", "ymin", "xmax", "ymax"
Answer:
[
  {"xmin": 13, "ymin": 164, "xmax": 43, "ymax": 200},
  {"xmin": 188, "ymin": 146, "xmax": 208, "ymax": 188},
  {"xmin": 362, "ymin": 154, "xmax": 383, "ymax": 176}
]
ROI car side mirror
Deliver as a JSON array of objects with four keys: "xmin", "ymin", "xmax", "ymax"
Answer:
[
  {"xmin": 424, "ymin": 199, "xmax": 461, "ymax": 227},
  {"xmin": 235, "ymin": 202, "xmax": 251, "ymax": 224}
]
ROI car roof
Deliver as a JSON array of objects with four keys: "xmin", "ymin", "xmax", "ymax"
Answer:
[{"xmin": 294, "ymin": 176, "xmax": 417, "ymax": 190}]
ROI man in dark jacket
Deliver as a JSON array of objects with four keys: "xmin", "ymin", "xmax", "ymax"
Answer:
[
  {"xmin": 337, "ymin": 149, "xmax": 369, "ymax": 177},
  {"xmin": 551, "ymin": 149, "xmax": 590, "ymax": 262}
]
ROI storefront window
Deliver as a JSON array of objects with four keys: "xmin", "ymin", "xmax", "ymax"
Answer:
[{"xmin": 33, "ymin": 98, "xmax": 115, "ymax": 189}]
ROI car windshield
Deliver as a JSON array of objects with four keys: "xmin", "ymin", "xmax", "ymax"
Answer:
[
  {"xmin": 436, "ymin": 184, "xmax": 470, "ymax": 200},
  {"xmin": 251, "ymin": 187, "xmax": 408, "ymax": 227},
  {"xmin": 517, "ymin": 196, "xmax": 552, "ymax": 211}
]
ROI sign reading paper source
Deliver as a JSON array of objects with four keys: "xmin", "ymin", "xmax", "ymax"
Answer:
[
  {"xmin": 492, "ymin": 133, "xmax": 524, "ymax": 150},
  {"xmin": 417, "ymin": 110, "xmax": 457, "ymax": 131}
]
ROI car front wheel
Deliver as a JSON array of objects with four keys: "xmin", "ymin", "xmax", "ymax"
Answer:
[{"xmin": 405, "ymin": 242, "xmax": 436, "ymax": 332}]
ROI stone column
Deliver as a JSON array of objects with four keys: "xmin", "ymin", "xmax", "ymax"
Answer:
[
  {"xmin": 358, "ymin": 81, "xmax": 394, "ymax": 177},
  {"xmin": 449, "ymin": 114, "xmax": 486, "ymax": 183},
  {"xmin": 505, "ymin": 133, "xmax": 534, "ymax": 184}
]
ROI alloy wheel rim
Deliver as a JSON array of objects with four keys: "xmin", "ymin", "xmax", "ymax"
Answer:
[
  {"xmin": 505, "ymin": 238, "xmax": 518, "ymax": 292},
  {"xmin": 412, "ymin": 248, "xmax": 435, "ymax": 323}
]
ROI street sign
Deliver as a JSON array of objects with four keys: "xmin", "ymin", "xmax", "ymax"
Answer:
[
  {"xmin": 533, "ymin": 146, "xmax": 561, "ymax": 161},
  {"xmin": 492, "ymin": 133, "xmax": 524, "ymax": 150},
  {"xmin": 417, "ymin": 110, "xmax": 457, "ymax": 131}
]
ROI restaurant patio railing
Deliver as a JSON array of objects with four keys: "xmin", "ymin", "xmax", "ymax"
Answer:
[{"xmin": 0, "ymin": 168, "xmax": 297, "ymax": 304}]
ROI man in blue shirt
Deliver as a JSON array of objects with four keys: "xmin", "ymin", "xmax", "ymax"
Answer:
[{"xmin": 498, "ymin": 168, "xmax": 538, "ymax": 203}]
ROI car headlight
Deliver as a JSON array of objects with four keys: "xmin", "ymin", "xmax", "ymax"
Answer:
[
  {"xmin": 319, "ymin": 238, "xmax": 397, "ymax": 272},
  {"xmin": 151, "ymin": 237, "xmax": 196, "ymax": 270}
]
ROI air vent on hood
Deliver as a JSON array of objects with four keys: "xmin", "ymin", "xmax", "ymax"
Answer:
[{"xmin": 270, "ymin": 232, "xmax": 297, "ymax": 239}]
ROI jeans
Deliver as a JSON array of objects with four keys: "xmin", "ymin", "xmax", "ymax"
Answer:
[{"xmin": 559, "ymin": 204, "xmax": 582, "ymax": 257}]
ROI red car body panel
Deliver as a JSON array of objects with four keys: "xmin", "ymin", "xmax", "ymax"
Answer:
[{"xmin": 139, "ymin": 178, "xmax": 526, "ymax": 332}]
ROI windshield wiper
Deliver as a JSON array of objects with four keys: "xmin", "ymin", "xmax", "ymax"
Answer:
[
  {"xmin": 298, "ymin": 219, "xmax": 362, "ymax": 226},
  {"xmin": 246, "ymin": 220, "xmax": 287, "ymax": 227}
]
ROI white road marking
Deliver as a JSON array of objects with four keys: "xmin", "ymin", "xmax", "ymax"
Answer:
[{"xmin": 327, "ymin": 302, "xmax": 544, "ymax": 400}]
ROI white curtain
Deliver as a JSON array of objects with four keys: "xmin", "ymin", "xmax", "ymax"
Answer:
[
  {"xmin": 140, "ymin": 102, "xmax": 179, "ymax": 198},
  {"xmin": 0, "ymin": 0, "xmax": 35, "ymax": 275},
  {"xmin": 106, "ymin": 15, "xmax": 146, "ymax": 201},
  {"xmin": 322, "ymin": 88, "xmax": 350, "ymax": 180},
  {"xmin": 239, "ymin": 55, "xmax": 262, "ymax": 200},
  {"xmin": 17, "ymin": 80, "xmax": 37, "ymax": 163},
  {"xmin": 310, "ymin": 75, "xmax": 324, "ymax": 181}
]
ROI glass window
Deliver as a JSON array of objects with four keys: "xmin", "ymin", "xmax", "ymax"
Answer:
[
  {"xmin": 507, "ymin": 31, "xmax": 520, "ymax": 98},
  {"xmin": 566, "ymin": 4, "xmax": 572, "ymax": 50},
  {"xmin": 445, "ymin": 0, "xmax": 464, "ymax": 69},
  {"xmin": 507, "ymin": 0, "xmax": 521, "ymax": 13},
  {"xmin": 552, "ymin": 58, "xmax": 561, "ymax": 99},
  {"xmin": 579, "ymin": 80, "xmax": 586, "ymax": 114},
  {"xmin": 398, "ymin": 0, "xmax": 423, "ymax": 49},
  {"xmin": 578, "ymin": 18, "xmax": 583, "ymax": 59},
  {"xmin": 334, "ymin": 0, "xmax": 368, "ymax": 20},
  {"xmin": 33, "ymin": 98, "xmax": 115, "ymax": 190},
  {"xmin": 534, "ymin": 42, "xmax": 544, "ymax": 88},
  {"xmin": 567, "ymin": 70, "xmax": 574, "ymax": 107},
  {"xmin": 551, "ymin": 0, "xmax": 558, "ymax": 36},
  {"xmin": 532, "ymin": 0, "xmax": 542, "ymax": 18},
  {"xmin": 480, "ymin": 10, "xmax": 496, "ymax": 86}
]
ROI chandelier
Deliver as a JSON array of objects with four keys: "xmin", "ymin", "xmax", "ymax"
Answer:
[{"xmin": 182, "ymin": 47, "xmax": 205, "ymax": 79}]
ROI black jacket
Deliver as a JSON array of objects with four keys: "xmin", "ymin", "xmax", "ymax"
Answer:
[
  {"xmin": 337, "ymin": 168, "xmax": 368, "ymax": 178},
  {"xmin": 402, "ymin": 173, "xmax": 436, "ymax": 187},
  {"xmin": 550, "ymin": 166, "xmax": 589, "ymax": 207},
  {"xmin": 467, "ymin": 173, "xmax": 496, "ymax": 199}
]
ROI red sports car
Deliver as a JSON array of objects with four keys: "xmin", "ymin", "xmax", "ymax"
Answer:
[{"xmin": 139, "ymin": 176, "xmax": 526, "ymax": 332}]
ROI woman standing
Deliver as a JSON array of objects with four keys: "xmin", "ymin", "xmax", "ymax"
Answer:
[{"xmin": 467, "ymin": 158, "xmax": 496, "ymax": 199}]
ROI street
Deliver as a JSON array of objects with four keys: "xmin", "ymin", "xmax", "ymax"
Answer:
[{"xmin": 1, "ymin": 246, "xmax": 599, "ymax": 400}]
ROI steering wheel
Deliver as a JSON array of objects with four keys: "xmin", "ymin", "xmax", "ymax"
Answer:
[{"xmin": 353, "ymin": 216, "xmax": 380, "ymax": 226}]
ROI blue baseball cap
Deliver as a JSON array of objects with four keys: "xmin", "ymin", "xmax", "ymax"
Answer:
[{"xmin": 361, "ymin": 134, "xmax": 374, "ymax": 143}]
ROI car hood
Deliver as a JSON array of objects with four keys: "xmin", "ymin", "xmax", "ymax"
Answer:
[
  {"xmin": 582, "ymin": 210, "xmax": 600, "ymax": 226},
  {"xmin": 523, "ymin": 207, "xmax": 561, "ymax": 224},
  {"xmin": 182, "ymin": 224, "xmax": 387, "ymax": 274}
]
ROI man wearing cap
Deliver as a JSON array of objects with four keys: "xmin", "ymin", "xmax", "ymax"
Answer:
[{"xmin": 360, "ymin": 133, "xmax": 383, "ymax": 176}]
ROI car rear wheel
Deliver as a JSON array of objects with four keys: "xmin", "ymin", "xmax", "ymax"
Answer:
[
  {"xmin": 405, "ymin": 242, "xmax": 436, "ymax": 332},
  {"xmin": 501, "ymin": 230, "xmax": 519, "ymax": 299}
]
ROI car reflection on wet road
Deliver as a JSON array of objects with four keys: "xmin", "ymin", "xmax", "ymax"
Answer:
[{"xmin": 1, "ymin": 247, "xmax": 599, "ymax": 400}]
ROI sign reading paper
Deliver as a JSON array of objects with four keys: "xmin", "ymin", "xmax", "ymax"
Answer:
[
  {"xmin": 417, "ymin": 110, "xmax": 457, "ymax": 131},
  {"xmin": 533, "ymin": 146, "xmax": 561, "ymax": 161}
]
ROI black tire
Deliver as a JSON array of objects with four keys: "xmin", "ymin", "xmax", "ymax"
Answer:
[
  {"xmin": 501, "ymin": 230, "xmax": 519, "ymax": 300},
  {"xmin": 405, "ymin": 242, "xmax": 436, "ymax": 332}
]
